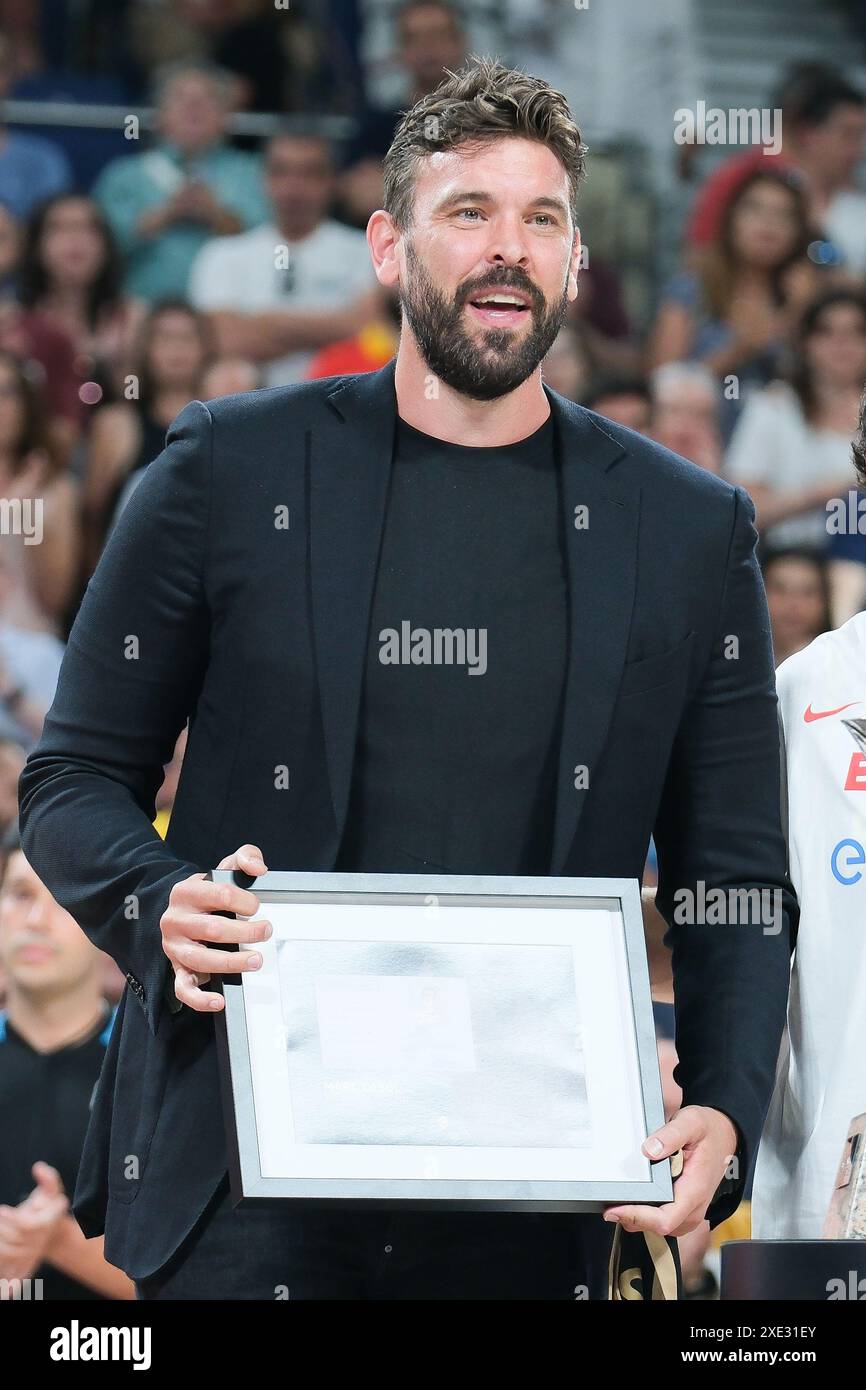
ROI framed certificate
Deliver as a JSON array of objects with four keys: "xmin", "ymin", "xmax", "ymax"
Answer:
[{"xmin": 213, "ymin": 871, "xmax": 672, "ymax": 1212}]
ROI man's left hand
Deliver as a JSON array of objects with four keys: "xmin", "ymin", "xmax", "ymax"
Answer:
[{"xmin": 603, "ymin": 1105, "xmax": 738, "ymax": 1237}]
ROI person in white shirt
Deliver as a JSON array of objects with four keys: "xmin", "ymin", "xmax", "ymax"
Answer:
[
  {"xmin": 752, "ymin": 389, "xmax": 866, "ymax": 1237},
  {"xmin": 725, "ymin": 289, "xmax": 866, "ymax": 551},
  {"xmin": 188, "ymin": 131, "xmax": 381, "ymax": 385}
]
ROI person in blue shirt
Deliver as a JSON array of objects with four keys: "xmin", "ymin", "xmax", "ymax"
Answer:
[
  {"xmin": 92, "ymin": 62, "xmax": 269, "ymax": 302},
  {"xmin": 0, "ymin": 34, "xmax": 71, "ymax": 220}
]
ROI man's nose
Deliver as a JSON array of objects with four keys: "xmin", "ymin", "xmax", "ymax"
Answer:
[{"xmin": 483, "ymin": 217, "xmax": 531, "ymax": 271}]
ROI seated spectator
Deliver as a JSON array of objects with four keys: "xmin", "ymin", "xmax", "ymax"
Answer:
[
  {"xmin": 188, "ymin": 129, "xmax": 380, "ymax": 385},
  {"xmin": 83, "ymin": 300, "xmax": 213, "ymax": 563},
  {"xmin": 0, "ymin": 197, "xmax": 81, "ymax": 456},
  {"xmin": 649, "ymin": 362, "xmax": 722, "ymax": 473},
  {"xmin": 0, "ymin": 33, "xmax": 72, "ymax": 221},
  {"xmin": 305, "ymin": 288, "xmax": 401, "ymax": 380},
  {"xmin": 762, "ymin": 547, "xmax": 832, "ymax": 667},
  {"xmin": 92, "ymin": 62, "xmax": 269, "ymax": 302},
  {"xmin": 202, "ymin": 357, "xmax": 262, "ymax": 399},
  {"xmin": 338, "ymin": 0, "xmax": 467, "ymax": 228},
  {"xmin": 725, "ymin": 289, "xmax": 866, "ymax": 550},
  {"xmin": 566, "ymin": 258, "xmax": 641, "ymax": 380},
  {"xmin": 0, "ymin": 554, "xmax": 64, "ymax": 750},
  {"xmin": 584, "ymin": 378, "xmax": 652, "ymax": 434},
  {"xmin": 17, "ymin": 193, "xmax": 145, "ymax": 405},
  {"xmin": 686, "ymin": 64, "xmax": 866, "ymax": 277},
  {"xmin": 649, "ymin": 169, "xmax": 818, "ymax": 434},
  {"xmin": 0, "ymin": 351, "xmax": 80, "ymax": 634},
  {"xmin": 0, "ymin": 827, "xmax": 134, "ymax": 1300},
  {"xmin": 127, "ymin": 0, "xmax": 345, "ymax": 118}
]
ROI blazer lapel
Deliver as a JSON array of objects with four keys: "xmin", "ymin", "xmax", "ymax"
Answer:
[
  {"xmin": 544, "ymin": 390, "xmax": 641, "ymax": 874},
  {"xmin": 309, "ymin": 359, "xmax": 398, "ymax": 837}
]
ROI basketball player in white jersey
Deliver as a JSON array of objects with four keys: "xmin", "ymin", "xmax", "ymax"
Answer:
[{"xmin": 752, "ymin": 389, "xmax": 866, "ymax": 1237}]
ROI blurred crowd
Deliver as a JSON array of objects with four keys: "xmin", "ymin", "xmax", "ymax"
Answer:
[{"xmin": 1, "ymin": 0, "xmax": 865, "ymax": 1300}]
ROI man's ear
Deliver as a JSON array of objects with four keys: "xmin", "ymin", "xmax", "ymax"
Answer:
[
  {"xmin": 567, "ymin": 228, "xmax": 582, "ymax": 303},
  {"xmin": 367, "ymin": 209, "xmax": 401, "ymax": 291}
]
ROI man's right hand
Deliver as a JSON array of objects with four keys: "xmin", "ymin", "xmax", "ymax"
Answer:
[{"xmin": 160, "ymin": 844, "xmax": 272, "ymax": 1012}]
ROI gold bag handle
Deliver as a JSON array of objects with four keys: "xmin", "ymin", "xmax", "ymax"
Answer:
[{"xmin": 607, "ymin": 1148, "xmax": 684, "ymax": 1301}]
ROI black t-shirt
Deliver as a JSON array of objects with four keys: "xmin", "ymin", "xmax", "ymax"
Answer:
[
  {"xmin": 0, "ymin": 1004, "xmax": 114, "ymax": 1300},
  {"xmin": 337, "ymin": 410, "xmax": 568, "ymax": 876}
]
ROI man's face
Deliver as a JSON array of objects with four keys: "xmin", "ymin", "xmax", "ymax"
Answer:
[
  {"xmin": 265, "ymin": 137, "xmax": 334, "ymax": 229},
  {"xmin": 803, "ymin": 102, "xmax": 866, "ymax": 184},
  {"xmin": 398, "ymin": 5, "xmax": 465, "ymax": 95},
  {"xmin": 594, "ymin": 392, "xmax": 651, "ymax": 434},
  {"xmin": 158, "ymin": 74, "xmax": 227, "ymax": 154},
  {"xmin": 393, "ymin": 137, "xmax": 579, "ymax": 401},
  {"xmin": 0, "ymin": 850, "xmax": 100, "ymax": 997}
]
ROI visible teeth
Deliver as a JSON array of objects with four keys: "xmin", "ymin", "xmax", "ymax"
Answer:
[{"xmin": 476, "ymin": 295, "xmax": 524, "ymax": 306}]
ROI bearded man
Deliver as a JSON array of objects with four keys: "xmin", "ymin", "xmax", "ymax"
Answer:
[{"xmin": 19, "ymin": 58, "xmax": 795, "ymax": 1300}]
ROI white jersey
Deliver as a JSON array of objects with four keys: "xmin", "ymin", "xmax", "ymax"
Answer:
[{"xmin": 752, "ymin": 614, "xmax": 866, "ymax": 1237}]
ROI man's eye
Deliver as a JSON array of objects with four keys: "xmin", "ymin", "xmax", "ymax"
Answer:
[
  {"xmin": 456, "ymin": 208, "xmax": 482, "ymax": 220},
  {"xmin": 533, "ymin": 214, "xmax": 554, "ymax": 226}
]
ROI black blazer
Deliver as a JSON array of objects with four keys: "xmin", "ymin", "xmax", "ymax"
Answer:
[{"xmin": 18, "ymin": 359, "xmax": 796, "ymax": 1279}]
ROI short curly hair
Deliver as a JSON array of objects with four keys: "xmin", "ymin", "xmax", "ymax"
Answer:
[{"xmin": 383, "ymin": 56, "xmax": 587, "ymax": 233}]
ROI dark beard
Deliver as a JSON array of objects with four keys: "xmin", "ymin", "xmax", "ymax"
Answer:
[{"xmin": 399, "ymin": 241, "xmax": 569, "ymax": 401}]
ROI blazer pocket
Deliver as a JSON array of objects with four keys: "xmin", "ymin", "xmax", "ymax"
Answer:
[{"xmin": 618, "ymin": 630, "xmax": 695, "ymax": 699}]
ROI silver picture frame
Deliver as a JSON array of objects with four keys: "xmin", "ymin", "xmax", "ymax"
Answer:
[{"xmin": 213, "ymin": 871, "xmax": 673, "ymax": 1212}]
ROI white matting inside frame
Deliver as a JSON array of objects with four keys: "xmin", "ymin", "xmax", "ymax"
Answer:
[{"xmin": 240, "ymin": 899, "xmax": 651, "ymax": 1185}]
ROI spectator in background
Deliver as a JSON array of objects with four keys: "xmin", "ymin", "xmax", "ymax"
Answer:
[
  {"xmin": 126, "ymin": 0, "xmax": 348, "ymax": 117},
  {"xmin": 153, "ymin": 727, "xmax": 188, "ymax": 842},
  {"xmin": 584, "ymin": 378, "xmax": 652, "ymax": 434},
  {"xmin": 189, "ymin": 129, "xmax": 379, "ymax": 385},
  {"xmin": 650, "ymin": 362, "xmax": 723, "ymax": 474},
  {"xmin": 92, "ymin": 62, "xmax": 269, "ymax": 302},
  {"xmin": 539, "ymin": 322, "xmax": 591, "ymax": 403},
  {"xmin": 17, "ymin": 194, "xmax": 145, "ymax": 404},
  {"xmin": 725, "ymin": 289, "xmax": 866, "ymax": 550},
  {"xmin": 687, "ymin": 65, "xmax": 866, "ymax": 278},
  {"xmin": 826, "ymin": 524, "xmax": 866, "ymax": 630},
  {"xmin": 0, "ymin": 351, "xmax": 79, "ymax": 634},
  {"xmin": 0, "ymin": 553, "xmax": 64, "ymax": 751},
  {"xmin": 540, "ymin": 322, "xmax": 592, "ymax": 403},
  {"xmin": 202, "ymin": 357, "xmax": 261, "ymax": 399},
  {"xmin": 0, "ymin": 738, "xmax": 23, "ymax": 839},
  {"xmin": 83, "ymin": 300, "xmax": 212, "ymax": 562},
  {"xmin": 650, "ymin": 169, "xmax": 817, "ymax": 434},
  {"xmin": 305, "ymin": 286, "xmax": 400, "ymax": 379},
  {"xmin": 566, "ymin": 257, "xmax": 641, "ymax": 380},
  {"xmin": 0, "ymin": 193, "xmax": 19, "ymax": 292},
  {"xmin": 762, "ymin": 547, "xmax": 832, "ymax": 667},
  {"xmin": 0, "ymin": 33, "xmax": 72, "ymax": 221},
  {"xmin": 0, "ymin": 828, "xmax": 134, "ymax": 1299},
  {"xmin": 0, "ymin": 200, "xmax": 81, "ymax": 454},
  {"xmin": 339, "ymin": 0, "xmax": 467, "ymax": 227}
]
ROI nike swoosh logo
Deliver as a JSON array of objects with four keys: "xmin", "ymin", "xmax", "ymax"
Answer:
[{"xmin": 804, "ymin": 702, "xmax": 858, "ymax": 722}]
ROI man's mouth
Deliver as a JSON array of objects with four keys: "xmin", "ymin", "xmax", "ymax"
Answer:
[{"xmin": 466, "ymin": 290, "xmax": 532, "ymax": 327}]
